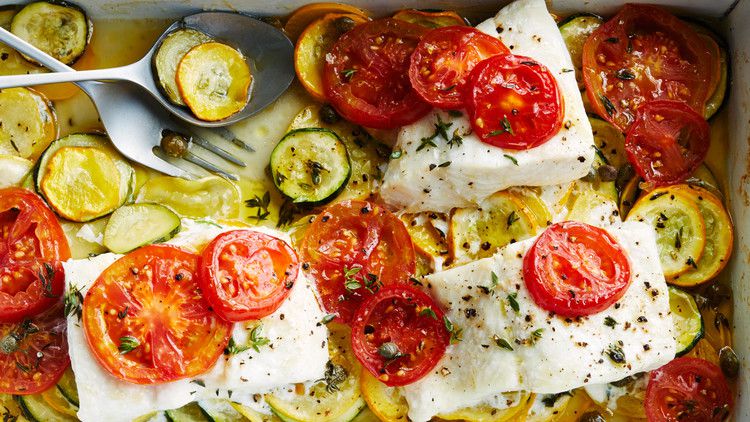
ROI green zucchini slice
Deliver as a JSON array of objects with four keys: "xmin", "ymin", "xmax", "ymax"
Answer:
[
  {"xmin": 688, "ymin": 23, "xmax": 728, "ymax": 120},
  {"xmin": 15, "ymin": 394, "xmax": 76, "ymax": 422},
  {"xmin": 154, "ymin": 28, "xmax": 213, "ymax": 106},
  {"xmin": 103, "ymin": 203, "xmax": 181, "ymax": 254},
  {"xmin": 558, "ymin": 13, "xmax": 603, "ymax": 89},
  {"xmin": 270, "ymin": 128, "xmax": 351, "ymax": 204},
  {"xmin": 10, "ymin": 1, "xmax": 90, "ymax": 65},
  {"xmin": 55, "ymin": 368, "xmax": 79, "ymax": 407},
  {"xmin": 166, "ymin": 403, "xmax": 212, "ymax": 422},
  {"xmin": 197, "ymin": 399, "xmax": 247, "ymax": 422},
  {"xmin": 626, "ymin": 187, "xmax": 706, "ymax": 278},
  {"xmin": 669, "ymin": 286, "xmax": 703, "ymax": 357},
  {"xmin": 36, "ymin": 134, "xmax": 134, "ymax": 222},
  {"xmin": 0, "ymin": 154, "xmax": 33, "ymax": 188}
]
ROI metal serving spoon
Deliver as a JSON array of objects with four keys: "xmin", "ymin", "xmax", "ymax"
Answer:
[{"xmin": 0, "ymin": 12, "xmax": 295, "ymax": 128}]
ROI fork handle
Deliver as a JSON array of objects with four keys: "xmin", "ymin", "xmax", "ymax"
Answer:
[{"xmin": 0, "ymin": 27, "xmax": 72, "ymax": 73}]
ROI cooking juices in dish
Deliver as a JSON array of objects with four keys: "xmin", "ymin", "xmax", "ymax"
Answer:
[{"xmin": 0, "ymin": 0, "xmax": 736, "ymax": 421}]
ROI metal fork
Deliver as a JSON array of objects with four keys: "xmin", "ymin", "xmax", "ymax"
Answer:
[{"xmin": 0, "ymin": 28, "xmax": 251, "ymax": 180}]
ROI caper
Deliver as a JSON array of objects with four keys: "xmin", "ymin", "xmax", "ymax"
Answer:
[
  {"xmin": 0, "ymin": 334, "xmax": 18, "ymax": 354},
  {"xmin": 377, "ymin": 342, "xmax": 402, "ymax": 360},
  {"xmin": 597, "ymin": 164, "xmax": 618, "ymax": 182},
  {"xmin": 319, "ymin": 104, "xmax": 341, "ymax": 124},
  {"xmin": 719, "ymin": 346, "xmax": 739, "ymax": 379},
  {"xmin": 161, "ymin": 132, "xmax": 190, "ymax": 158},
  {"xmin": 334, "ymin": 16, "xmax": 357, "ymax": 34},
  {"xmin": 578, "ymin": 410, "xmax": 605, "ymax": 422}
]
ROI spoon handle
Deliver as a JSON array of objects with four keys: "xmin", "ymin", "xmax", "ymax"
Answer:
[{"xmin": 0, "ymin": 66, "xmax": 137, "ymax": 89}]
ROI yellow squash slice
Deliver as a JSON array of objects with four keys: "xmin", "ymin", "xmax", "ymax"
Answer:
[
  {"xmin": 136, "ymin": 175, "xmax": 242, "ymax": 220},
  {"xmin": 438, "ymin": 392, "xmax": 533, "ymax": 422},
  {"xmin": 176, "ymin": 42, "xmax": 252, "ymax": 121},
  {"xmin": 392, "ymin": 9, "xmax": 466, "ymax": 28},
  {"xmin": 360, "ymin": 371, "xmax": 409, "ymax": 422},
  {"xmin": 154, "ymin": 28, "xmax": 213, "ymax": 106},
  {"xmin": 0, "ymin": 87, "xmax": 57, "ymax": 159},
  {"xmin": 284, "ymin": 2, "xmax": 370, "ymax": 41}
]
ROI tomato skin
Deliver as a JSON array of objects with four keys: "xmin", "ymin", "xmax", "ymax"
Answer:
[
  {"xmin": 300, "ymin": 200, "xmax": 416, "ymax": 323},
  {"xmin": 199, "ymin": 230, "xmax": 299, "ymax": 322},
  {"xmin": 582, "ymin": 4, "xmax": 717, "ymax": 131},
  {"xmin": 625, "ymin": 100, "xmax": 710, "ymax": 186},
  {"xmin": 466, "ymin": 54, "xmax": 563, "ymax": 150},
  {"xmin": 351, "ymin": 285, "xmax": 449, "ymax": 386},
  {"xmin": 645, "ymin": 357, "xmax": 733, "ymax": 422},
  {"xmin": 83, "ymin": 245, "xmax": 232, "ymax": 384},
  {"xmin": 0, "ymin": 304, "xmax": 69, "ymax": 395},
  {"xmin": 323, "ymin": 18, "xmax": 432, "ymax": 129},
  {"xmin": 409, "ymin": 26, "xmax": 509, "ymax": 109},
  {"xmin": 0, "ymin": 187, "xmax": 70, "ymax": 322},
  {"xmin": 523, "ymin": 221, "xmax": 631, "ymax": 317}
]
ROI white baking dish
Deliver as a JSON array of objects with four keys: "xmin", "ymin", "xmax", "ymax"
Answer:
[{"xmin": 7, "ymin": 0, "xmax": 749, "ymax": 419}]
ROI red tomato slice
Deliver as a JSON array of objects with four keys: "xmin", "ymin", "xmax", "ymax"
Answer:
[
  {"xmin": 625, "ymin": 100, "xmax": 710, "ymax": 186},
  {"xmin": 645, "ymin": 357, "xmax": 733, "ymax": 422},
  {"xmin": 523, "ymin": 221, "xmax": 631, "ymax": 317},
  {"xmin": 351, "ymin": 285, "xmax": 449, "ymax": 386},
  {"xmin": 0, "ymin": 304, "xmax": 69, "ymax": 395},
  {"xmin": 0, "ymin": 187, "xmax": 70, "ymax": 322},
  {"xmin": 83, "ymin": 245, "xmax": 232, "ymax": 384},
  {"xmin": 199, "ymin": 230, "xmax": 299, "ymax": 322},
  {"xmin": 466, "ymin": 54, "xmax": 563, "ymax": 150},
  {"xmin": 409, "ymin": 26, "xmax": 509, "ymax": 109},
  {"xmin": 300, "ymin": 200, "xmax": 416, "ymax": 323},
  {"xmin": 323, "ymin": 18, "xmax": 432, "ymax": 129},
  {"xmin": 582, "ymin": 4, "xmax": 718, "ymax": 131}
]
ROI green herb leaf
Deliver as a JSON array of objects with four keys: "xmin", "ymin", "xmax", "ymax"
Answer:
[
  {"xmin": 599, "ymin": 94, "xmax": 616, "ymax": 116},
  {"xmin": 448, "ymin": 110, "xmax": 463, "ymax": 117},
  {"xmin": 438, "ymin": 161, "xmax": 451, "ymax": 168},
  {"xmin": 503, "ymin": 154, "xmax": 518, "ymax": 166},
  {"xmin": 489, "ymin": 116, "xmax": 514, "ymax": 137},
  {"xmin": 491, "ymin": 271, "xmax": 499, "ymax": 288},
  {"xmin": 604, "ymin": 316, "xmax": 618, "ymax": 328},
  {"xmin": 493, "ymin": 334, "xmax": 514, "ymax": 351},
  {"xmin": 249, "ymin": 325, "xmax": 270, "ymax": 352},
  {"xmin": 529, "ymin": 328, "xmax": 544, "ymax": 345},
  {"xmin": 118, "ymin": 336, "xmax": 140, "ymax": 354},
  {"xmin": 607, "ymin": 343, "xmax": 626, "ymax": 364},
  {"xmin": 323, "ymin": 361, "xmax": 348, "ymax": 393},
  {"xmin": 507, "ymin": 211, "xmax": 520, "ymax": 228},
  {"xmin": 64, "ymin": 284, "xmax": 84, "ymax": 321},
  {"xmin": 507, "ymin": 293, "xmax": 520, "ymax": 314},
  {"xmin": 245, "ymin": 192, "xmax": 272, "ymax": 222},
  {"xmin": 616, "ymin": 68, "xmax": 635, "ymax": 80},
  {"xmin": 419, "ymin": 307, "xmax": 437, "ymax": 320},
  {"xmin": 37, "ymin": 263, "xmax": 56, "ymax": 298},
  {"xmin": 342, "ymin": 68, "xmax": 357, "ymax": 80},
  {"xmin": 675, "ymin": 227, "xmax": 683, "ymax": 250},
  {"xmin": 320, "ymin": 313, "xmax": 337, "ymax": 324},
  {"xmin": 443, "ymin": 316, "xmax": 463, "ymax": 344}
]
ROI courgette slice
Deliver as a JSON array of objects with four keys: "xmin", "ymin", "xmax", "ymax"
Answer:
[
  {"xmin": 270, "ymin": 128, "xmax": 351, "ymax": 205},
  {"xmin": 558, "ymin": 13, "xmax": 603, "ymax": 89},
  {"xmin": 669, "ymin": 286, "xmax": 704, "ymax": 357},
  {"xmin": 198, "ymin": 399, "xmax": 246, "ymax": 422},
  {"xmin": 266, "ymin": 323, "xmax": 365, "ymax": 422},
  {"xmin": 509, "ymin": 187, "xmax": 552, "ymax": 228},
  {"xmin": 626, "ymin": 187, "xmax": 706, "ymax": 278},
  {"xmin": 449, "ymin": 191, "xmax": 539, "ymax": 266},
  {"xmin": 668, "ymin": 185, "xmax": 733, "ymax": 287},
  {"xmin": 360, "ymin": 370, "xmax": 408, "ymax": 422},
  {"xmin": 10, "ymin": 1, "xmax": 90, "ymax": 65},
  {"xmin": 688, "ymin": 22, "xmax": 729, "ymax": 120},
  {"xmin": 400, "ymin": 212, "xmax": 449, "ymax": 258},
  {"xmin": 0, "ymin": 154, "xmax": 33, "ymax": 188},
  {"xmin": 439, "ymin": 392, "xmax": 532, "ymax": 421},
  {"xmin": 391, "ymin": 9, "xmax": 466, "ymax": 28},
  {"xmin": 0, "ymin": 87, "xmax": 57, "ymax": 159},
  {"xmin": 36, "ymin": 133, "xmax": 134, "ymax": 222},
  {"xmin": 590, "ymin": 117, "xmax": 626, "ymax": 170},
  {"xmin": 154, "ymin": 28, "xmax": 213, "ymax": 106},
  {"xmin": 41, "ymin": 386, "xmax": 77, "ymax": 418},
  {"xmin": 136, "ymin": 175, "xmax": 241, "ymax": 220},
  {"xmin": 103, "ymin": 203, "xmax": 181, "ymax": 254},
  {"xmin": 166, "ymin": 402, "xmax": 212, "ymax": 422},
  {"xmin": 176, "ymin": 42, "xmax": 252, "ymax": 121},
  {"xmin": 15, "ymin": 393, "xmax": 76, "ymax": 422},
  {"xmin": 55, "ymin": 368, "xmax": 79, "ymax": 407}
]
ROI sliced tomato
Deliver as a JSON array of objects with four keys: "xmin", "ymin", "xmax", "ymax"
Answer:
[
  {"xmin": 466, "ymin": 54, "xmax": 563, "ymax": 150},
  {"xmin": 300, "ymin": 200, "xmax": 416, "ymax": 323},
  {"xmin": 82, "ymin": 245, "xmax": 232, "ymax": 384},
  {"xmin": 523, "ymin": 221, "xmax": 631, "ymax": 317},
  {"xmin": 323, "ymin": 18, "xmax": 431, "ymax": 129},
  {"xmin": 199, "ymin": 230, "xmax": 299, "ymax": 322},
  {"xmin": 0, "ymin": 304, "xmax": 69, "ymax": 395},
  {"xmin": 582, "ymin": 4, "xmax": 718, "ymax": 131},
  {"xmin": 645, "ymin": 357, "xmax": 732, "ymax": 422},
  {"xmin": 0, "ymin": 187, "xmax": 70, "ymax": 322},
  {"xmin": 351, "ymin": 285, "xmax": 449, "ymax": 386},
  {"xmin": 625, "ymin": 100, "xmax": 710, "ymax": 186},
  {"xmin": 409, "ymin": 26, "xmax": 509, "ymax": 109}
]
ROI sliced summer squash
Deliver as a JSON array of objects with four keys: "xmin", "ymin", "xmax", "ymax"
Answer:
[
  {"xmin": 283, "ymin": 2, "xmax": 370, "ymax": 41},
  {"xmin": 10, "ymin": 1, "xmax": 90, "ymax": 65},
  {"xmin": 295, "ymin": 13, "xmax": 368, "ymax": 100},
  {"xmin": 0, "ymin": 87, "xmax": 57, "ymax": 159},
  {"xmin": 16, "ymin": 393, "xmax": 77, "ymax": 422},
  {"xmin": 55, "ymin": 368, "xmax": 79, "ymax": 408},
  {"xmin": 558, "ymin": 14, "xmax": 603, "ymax": 89},
  {"xmin": 449, "ymin": 191, "xmax": 539, "ymax": 266},
  {"xmin": 61, "ymin": 218, "xmax": 109, "ymax": 259},
  {"xmin": 688, "ymin": 22, "xmax": 728, "ymax": 119},
  {"xmin": 0, "ymin": 154, "xmax": 33, "ymax": 188},
  {"xmin": 166, "ymin": 402, "xmax": 211, "ymax": 422},
  {"xmin": 438, "ymin": 392, "xmax": 533, "ymax": 422},
  {"xmin": 154, "ymin": 28, "xmax": 213, "ymax": 106},
  {"xmin": 287, "ymin": 105, "xmax": 386, "ymax": 202},
  {"xmin": 136, "ymin": 175, "xmax": 242, "ymax": 220},
  {"xmin": 36, "ymin": 134, "xmax": 134, "ymax": 222},
  {"xmin": 176, "ymin": 42, "xmax": 252, "ymax": 121},
  {"xmin": 669, "ymin": 286, "xmax": 704, "ymax": 357},
  {"xmin": 391, "ymin": 9, "xmax": 466, "ymax": 28},
  {"xmin": 400, "ymin": 212, "xmax": 449, "ymax": 259},
  {"xmin": 668, "ymin": 185, "xmax": 733, "ymax": 287},
  {"xmin": 266, "ymin": 324, "xmax": 365, "ymax": 422},
  {"xmin": 626, "ymin": 187, "xmax": 706, "ymax": 278},
  {"xmin": 41, "ymin": 386, "xmax": 78, "ymax": 418},
  {"xmin": 360, "ymin": 371, "xmax": 409, "ymax": 422},
  {"xmin": 103, "ymin": 203, "xmax": 181, "ymax": 254},
  {"xmin": 197, "ymin": 399, "xmax": 247, "ymax": 422},
  {"xmin": 270, "ymin": 128, "xmax": 351, "ymax": 204}
]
